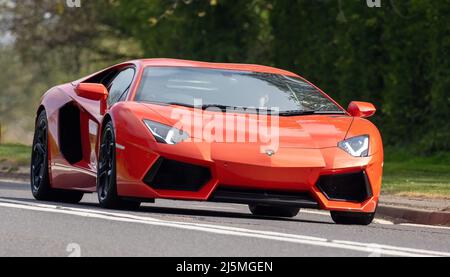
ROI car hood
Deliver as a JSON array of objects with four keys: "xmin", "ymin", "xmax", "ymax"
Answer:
[{"xmin": 141, "ymin": 103, "xmax": 353, "ymax": 149}]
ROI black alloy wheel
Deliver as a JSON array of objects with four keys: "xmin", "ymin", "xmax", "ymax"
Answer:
[
  {"xmin": 31, "ymin": 110, "xmax": 84, "ymax": 204},
  {"xmin": 97, "ymin": 121, "xmax": 140, "ymax": 210},
  {"xmin": 31, "ymin": 111, "xmax": 52, "ymax": 199}
]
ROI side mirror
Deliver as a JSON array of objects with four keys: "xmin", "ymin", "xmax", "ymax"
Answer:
[
  {"xmin": 347, "ymin": 101, "xmax": 376, "ymax": 118},
  {"xmin": 75, "ymin": 83, "xmax": 108, "ymax": 115}
]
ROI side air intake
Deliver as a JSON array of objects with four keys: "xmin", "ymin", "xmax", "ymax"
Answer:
[
  {"xmin": 316, "ymin": 171, "xmax": 373, "ymax": 203},
  {"xmin": 59, "ymin": 103, "xmax": 82, "ymax": 164}
]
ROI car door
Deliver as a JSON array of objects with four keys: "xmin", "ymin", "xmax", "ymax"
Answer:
[
  {"xmin": 85, "ymin": 67, "xmax": 135, "ymax": 175},
  {"xmin": 51, "ymin": 67, "xmax": 135, "ymax": 191}
]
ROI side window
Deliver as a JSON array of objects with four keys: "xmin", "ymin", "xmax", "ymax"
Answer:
[
  {"xmin": 107, "ymin": 68, "xmax": 135, "ymax": 106},
  {"xmin": 82, "ymin": 68, "xmax": 118, "ymax": 86}
]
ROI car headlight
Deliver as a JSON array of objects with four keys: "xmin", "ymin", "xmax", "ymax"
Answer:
[
  {"xmin": 143, "ymin": 120, "xmax": 189, "ymax": 145},
  {"xmin": 338, "ymin": 135, "xmax": 370, "ymax": 157}
]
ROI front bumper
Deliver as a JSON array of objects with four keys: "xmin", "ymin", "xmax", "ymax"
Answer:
[{"xmin": 115, "ymin": 141, "xmax": 383, "ymax": 214}]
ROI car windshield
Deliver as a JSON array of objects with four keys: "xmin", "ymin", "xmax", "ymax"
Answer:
[{"xmin": 135, "ymin": 67, "xmax": 344, "ymax": 114}]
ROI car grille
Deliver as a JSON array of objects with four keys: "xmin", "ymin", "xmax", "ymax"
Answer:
[{"xmin": 210, "ymin": 187, "xmax": 319, "ymax": 208}]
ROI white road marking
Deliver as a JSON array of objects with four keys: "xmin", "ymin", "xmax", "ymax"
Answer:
[
  {"xmin": 0, "ymin": 179, "xmax": 433, "ymax": 228},
  {"xmin": 0, "ymin": 198, "xmax": 448, "ymax": 257},
  {"xmin": 400, "ymin": 224, "xmax": 450, "ymax": 231},
  {"xmin": 373, "ymin": 218, "xmax": 395, "ymax": 225},
  {"xmin": 297, "ymin": 209, "xmax": 330, "ymax": 216},
  {"xmin": 159, "ymin": 200, "xmax": 241, "ymax": 211},
  {"xmin": 297, "ymin": 209, "xmax": 394, "ymax": 225},
  {"xmin": 177, "ymin": 203, "xmax": 395, "ymax": 225},
  {"xmin": 0, "ymin": 179, "xmax": 27, "ymax": 184}
]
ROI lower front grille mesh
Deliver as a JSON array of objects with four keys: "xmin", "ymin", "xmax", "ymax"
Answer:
[
  {"xmin": 210, "ymin": 187, "xmax": 319, "ymax": 208},
  {"xmin": 316, "ymin": 171, "xmax": 372, "ymax": 202},
  {"xmin": 143, "ymin": 158, "xmax": 212, "ymax": 192}
]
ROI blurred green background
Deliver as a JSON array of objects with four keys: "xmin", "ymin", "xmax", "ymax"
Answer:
[{"xmin": 0, "ymin": 0, "xmax": 448, "ymax": 197}]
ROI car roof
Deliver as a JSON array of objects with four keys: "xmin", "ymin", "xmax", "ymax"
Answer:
[{"xmin": 132, "ymin": 58, "xmax": 300, "ymax": 77}]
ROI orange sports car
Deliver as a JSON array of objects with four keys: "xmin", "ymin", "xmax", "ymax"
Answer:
[{"xmin": 31, "ymin": 59, "xmax": 383, "ymax": 225}]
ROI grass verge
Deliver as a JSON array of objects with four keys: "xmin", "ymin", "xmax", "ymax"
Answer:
[
  {"xmin": 383, "ymin": 150, "xmax": 450, "ymax": 199},
  {"xmin": 0, "ymin": 144, "xmax": 31, "ymax": 171}
]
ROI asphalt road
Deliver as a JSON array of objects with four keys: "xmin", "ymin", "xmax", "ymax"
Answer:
[{"xmin": 0, "ymin": 179, "xmax": 449, "ymax": 257}]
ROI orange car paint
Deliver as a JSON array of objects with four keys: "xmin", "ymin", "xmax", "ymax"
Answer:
[{"xmin": 37, "ymin": 59, "xmax": 384, "ymax": 213}]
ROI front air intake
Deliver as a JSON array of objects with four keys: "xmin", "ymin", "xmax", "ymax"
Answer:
[
  {"xmin": 316, "ymin": 171, "xmax": 373, "ymax": 203},
  {"xmin": 143, "ymin": 158, "xmax": 212, "ymax": 192}
]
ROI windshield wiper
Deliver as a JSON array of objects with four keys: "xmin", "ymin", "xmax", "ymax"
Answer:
[
  {"xmin": 143, "ymin": 101, "xmax": 345, "ymax": 116},
  {"xmin": 201, "ymin": 105, "xmax": 282, "ymax": 115},
  {"xmin": 201, "ymin": 104, "xmax": 245, "ymax": 110},
  {"xmin": 313, "ymin": 111, "xmax": 346, "ymax": 115},
  {"xmin": 278, "ymin": 110, "xmax": 346, "ymax": 116},
  {"xmin": 278, "ymin": 110, "xmax": 316, "ymax": 116},
  {"xmin": 202, "ymin": 105, "xmax": 336, "ymax": 116}
]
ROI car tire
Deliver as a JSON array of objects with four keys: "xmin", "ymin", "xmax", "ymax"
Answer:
[
  {"xmin": 330, "ymin": 211, "xmax": 376, "ymax": 225},
  {"xmin": 97, "ymin": 121, "xmax": 141, "ymax": 210},
  {"xmin": 31, "ymin": 110, "xmax": 55, "ymax": 201},
  {"xmin": 31, "ymin": 111, "xmax": 84, "ymax": 204},
  {"xmin": 249, "ymin": 205, "xmax": 300, "ymax": 218}
]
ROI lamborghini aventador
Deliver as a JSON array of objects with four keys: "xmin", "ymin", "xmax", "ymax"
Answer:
[{"xmin": 31, "ymin": 59, "xmax": 383, "ymax": 225}]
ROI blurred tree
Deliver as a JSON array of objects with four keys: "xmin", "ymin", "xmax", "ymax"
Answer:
[
  {"xmin": 0, "ymin": 0, "xmax": 448, "ymax": 152},
  {"xmin": 376, "ymin": 1, "xmax": 450, "ymax": 152},
  {"xmin": 106, "ymin": 0, "xmax": 270, "ymax": 63},
  {"xmin": 2, "ymin": 0, "xmax": 142, "ymax": 76},
  {"xmin": 0, "ymin": 46, "xmax": 42, "ymax": 143},
  {"xmin": 0, "ymin": 0, "xmax": 141, "ymax": 142},
  {"xmin": 270, "ymin": 0, "xmax": 449, "ymax": 152}
]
